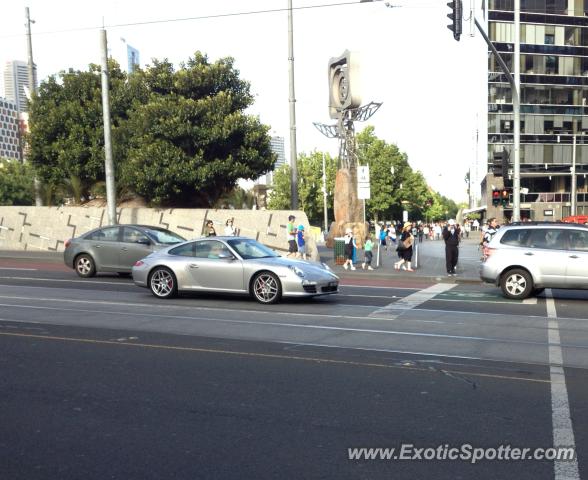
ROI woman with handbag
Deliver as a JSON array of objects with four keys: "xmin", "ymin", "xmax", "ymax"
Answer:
[{"xmin": 394, "ymin": 222, "xmax": 414, "ymax": 272}]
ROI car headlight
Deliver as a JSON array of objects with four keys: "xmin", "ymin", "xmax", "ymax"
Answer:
[{"xmin": 288, "ymin": 265, "xmax": 306, "ymax": 278}]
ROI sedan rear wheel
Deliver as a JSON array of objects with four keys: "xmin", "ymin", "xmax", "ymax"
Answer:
[
  {"xmin": 252, "ymin": 272, "xmax": 282, "ymax": 304},
  {"xmin": 75, "ymin": 254, "xmax": 96, "ymax": 278},
  {"xmin": 149, "ymin": 267, "xmax": 177, "ymax": 299},
  {"xmin": 501, "ymin": 268, "xmax": 533, "ymax": 300}
]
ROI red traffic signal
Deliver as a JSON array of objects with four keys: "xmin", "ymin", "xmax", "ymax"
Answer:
[
  {"xmin": 492, "ymin": 189, "xmax": 500, "ymax": 206},
  {"xmin": 501, "ymin": 189, "xmax": 509, "ymax": 206}
]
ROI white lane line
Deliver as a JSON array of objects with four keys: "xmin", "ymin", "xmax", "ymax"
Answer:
[
  {"xmin": 0, "ymin": 275, "xmax": 128, "ymax": 285},
  {"xmin": 545, "ymin": 289, "xmax": 580, "ymax": 480},
  {"xmin": 0, "ymin": 268, "xmax": 38, "ymax": 271},
  {"xmin": 0, "ymin": 302, "xmax": 566, "ymax": 347},
  {"xmin": 369, "ymin": 283, "xmax": 458, "ymax": 319}
]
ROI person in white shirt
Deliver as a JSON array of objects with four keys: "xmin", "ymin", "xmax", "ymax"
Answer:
[{"xmin": 224, "ymin": 218, "xmax": 236, "ymax": 236}]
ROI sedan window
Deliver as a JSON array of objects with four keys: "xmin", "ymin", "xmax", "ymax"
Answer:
[
  {"xmin": 123, "ymin": 228, "xmax": 150, "ymax": 244},
  {"xmin": 143, "ymin": 228, "xmax": 186, "ymax": 245},
  {"xmin": 227, "ymin": 239, "xmax": 280, "ymax": 259},
  {"xmin": 86, "ymin": 227, "xmax": 120, "ymax": 242}
]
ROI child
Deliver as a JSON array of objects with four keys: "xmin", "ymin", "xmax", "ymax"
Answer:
[
  {"xmin": 296, "ymin": 224, "xmax": 307, "ymax": 260},
  {"xmin": 362, "ymin": 234, "xmax": 374, "ymax": 270}
]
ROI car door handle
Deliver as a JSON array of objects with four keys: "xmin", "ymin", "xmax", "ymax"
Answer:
[
  {"xmin": 95, "ymin": 245, "xmax": 102, "ymax": 249},
  {"xmin": 189, "ymin": 264, "xmax": 199, "ymax": 269},
  {"xmin": 569, "ymin": 255, "xmax": 580, "ymax": 259},
  {"xmin": 121, "ymin": 247, "xmax": 128, "ymax": 251},
  {"xmin": 524, "ymin": 252, "xmax": 534, "ymax": 256}
]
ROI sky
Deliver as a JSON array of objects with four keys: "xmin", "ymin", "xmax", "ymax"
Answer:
[{"xmin": 0, "ymin": 0, "xmax": 489, "ymax": 203}]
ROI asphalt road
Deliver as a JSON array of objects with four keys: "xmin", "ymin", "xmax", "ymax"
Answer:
[{"xmin": 0, "ymin": 254, "xmax": 586, "ymax": 479}]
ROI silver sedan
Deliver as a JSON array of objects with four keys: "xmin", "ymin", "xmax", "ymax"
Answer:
[{"xmin": 132, "ymin": 237, "xmax": 339, "ymax": 304}]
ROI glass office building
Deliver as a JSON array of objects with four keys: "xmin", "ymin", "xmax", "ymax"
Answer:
[{"xmin": 488, "ymin": 0, "xmax": 588, "ymax": 219}]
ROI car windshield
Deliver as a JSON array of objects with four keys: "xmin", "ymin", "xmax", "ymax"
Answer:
[
  {"xmin": 227, "ymin": 239, "xmax": 280, "ymax": 260},
  {"xmin": 143, "ymin": 228, "xmax": 186, "ymax": 245}
]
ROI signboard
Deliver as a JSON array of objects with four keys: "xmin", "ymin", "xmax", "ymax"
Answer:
[{"xmin": 357, "ymin": 165, "xmax": 370, "ymax": 200}]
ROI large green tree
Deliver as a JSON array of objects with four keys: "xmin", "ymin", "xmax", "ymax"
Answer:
[
  {"xmin": 267, "ymin": 151, "xmax": 337, "ymax": 226},
  {"xmin": 28, "ymin": 61, "xmax": 130, "ymax": 204},
  {"xmin": 357, "ymin": 127, "xmax": 430, "ymax": 221},
  {"xmin": 0, "ymin": 159, "xmax": 34, "ymax": 205},
  {"xmin": 122, "ymin": 53, "xmax": 275, "ymax": 206}
]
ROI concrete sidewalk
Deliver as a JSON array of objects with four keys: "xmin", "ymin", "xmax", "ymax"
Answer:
[{"xmin": 318, "ymin": 236, "xmax": 485, "ymax": 284}]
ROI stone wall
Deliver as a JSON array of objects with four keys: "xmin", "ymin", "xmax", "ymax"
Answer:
[{"xmin": 0, "ymin": 206, "xmax": 318, "ymax": 260}]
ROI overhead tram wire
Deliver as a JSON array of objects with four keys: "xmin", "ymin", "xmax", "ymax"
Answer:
[{"xmin": 0, "ymin": 0, "xmax": 435, "ymax": 39}]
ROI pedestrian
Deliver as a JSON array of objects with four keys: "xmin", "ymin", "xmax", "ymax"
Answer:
[
  {"xmin": 442, "ymin": 219, "xmax": 461, "ymax": 276},
  {"xmin": 394, "ymin": 222, "xmax": 414, "ymax": 271},
  {"xmin": 224, "ymin": 218, "xmax": 236, "ymax": 236},
  {"xmin": 417, "ymin": 224, "xmax": 424, "ymax": 243},
  {"xmin": 379, "ymin": 225, "xmax": 388, "ymax": 251},
  {"xmin": 286, "ymin": 215, "xmax": 298, "ymax": 258},
  {"xmin": 205, "ymin": 220, "xmax": 216, "ymax": 237},
  {"xmin": 482, "ymin": 217, "xmax": 499, "ymax": 260},
  {"xmin": 387, "ymin": 224, "xmax": 397, "ymax": 246},
  {"xmin": 464, "ymin": 221, "xmax": 471, "ymax": 239},
  {"xmin": 296, "ymin": 224, "xmax": 307, "ymax": 260},
  {"xmin": 342, "ymin": 228, "xmax": 357, "ymax": 270},
  {"xmin": 362, "ymin": 233, "xmax": 374, "ymax": 270}
]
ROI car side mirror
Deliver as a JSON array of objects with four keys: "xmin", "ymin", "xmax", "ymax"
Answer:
[
  {"xmin": 218, "ymin": 252, "xmax": 234, "ymax": 260},
  {"xmin": 137, "ymin": 239, "xmax": 151, "ymax": 246}
]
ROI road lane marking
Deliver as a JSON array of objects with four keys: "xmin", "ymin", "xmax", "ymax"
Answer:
[
  {"xmin": 0, "ymin": 302, "xmax": 578, "ymax": 349},
  {"xmin": 0, "ymin": 330, "xmax": 550, "ymax": 384},
  {"xmin": 369, "ymin": 283, "xmax": 458, "ymax": 319},
  {"xmin": 0, "ymin": 268, "xmax": 38, "ymax": 271},
  {"xmin": 545, "ymin": 289, "xmax": 580, "ymax": 480}
]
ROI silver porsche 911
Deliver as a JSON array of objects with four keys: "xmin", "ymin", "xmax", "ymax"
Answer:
[{"xmin": 132, "ymin": 236, "xmax": 339, "ymax": 304}]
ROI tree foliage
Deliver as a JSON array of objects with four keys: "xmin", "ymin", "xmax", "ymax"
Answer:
[
  {"xmin": 267, "ymin": 152, "xmax": 337, "ymax": 227},
  {"xmin": 0, "ymin": 159, "xmax": 34, "ymax": 205},
  {"xmin": 28, "ymin": 52, "xmax": 275, "ymax": 207}
]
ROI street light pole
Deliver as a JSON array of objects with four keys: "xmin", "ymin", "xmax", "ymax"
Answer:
[
  {"xmin": 25, "ymin": 7, "xmax": 42, "ymax": 207},
  {"xmin": 287, "ymin": 0, "xmax": 299, "ymax": 210},
  {"xmin": 100, "ymin": 29, "xmax": 117, "ymax": 226}
]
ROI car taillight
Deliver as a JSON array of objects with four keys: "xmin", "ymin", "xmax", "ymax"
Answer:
[
  {"xmin": 484, "ymin": 247, "xmax": 495, "ymax": 258},
  {"xmin": 64, "ymin": 239, "xmax": 72, "ymax": 248},
  {"xmin": 134, "ymin": 261, "xmax": 144, "ymax": 267}
]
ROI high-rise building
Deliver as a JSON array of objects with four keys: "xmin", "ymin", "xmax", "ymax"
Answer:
[
  {"xmin": 0, "ymin": 97, "xmax": 22, "ymax": 161},
  {"xmin": 486, "ymin": 0, "xmax": 588, "ymax": 220},
  {"xmin": 256, "ymin": 136, "xmax": 286, "ymax": 186},
  {"xmin": 3, "ymin": 60, "xmax": 36, "ymax": 114},
  {"xmin": 110, "ymin": 38, "xmax": 141, "ymax": 74}
]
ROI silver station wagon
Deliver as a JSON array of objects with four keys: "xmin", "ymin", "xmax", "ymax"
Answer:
[
  {"xmin": 64, "ymin": 225, "xmax": 186, "ymax": 277},
  {"xmin": 132, "ymin": 236, "xmax": 340, "ymax": 304},
  {"xmin": 480, "ymin": 222, "xmax": 588, "ymax": 299}
]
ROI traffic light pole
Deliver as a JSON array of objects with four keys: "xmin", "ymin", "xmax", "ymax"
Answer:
[{"xmin": 474, "ymin": 13, "xmax": 521, "ymax": 222}]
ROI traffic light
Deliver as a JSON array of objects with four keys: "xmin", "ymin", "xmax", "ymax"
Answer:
[
  {"xmin": 501, "ymin": 189, "xmax": 509, "ymax": 207},
  {"xmin": 447, "ymin": 0, "xmax": 463, "ymax": 41},
  {"xmin": 492, "ymin": 151, "xmax": 504, "ymax": 177},
  {"xmin": 492, "ymin": 189, "xmax": 500, "ymax": 207}
]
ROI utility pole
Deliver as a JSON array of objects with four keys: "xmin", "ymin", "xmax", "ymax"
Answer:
[
  {"xmin": 512, "ymin": 0, "xmax": 521, "ymax": 222},
  {"xmin": 287, "ymin": 0, "xmax": 299, "ymax": 210},
  {"xmin": 572, "ymin": 133, "xmax": 577, "ymax": 216},
  {"xmin": 25, "ymin": 7, "xmax": 42, "ymax": 207},
  {"xmin": 100, "ymin": 29, "xmax": 117, "ymax": 225}
]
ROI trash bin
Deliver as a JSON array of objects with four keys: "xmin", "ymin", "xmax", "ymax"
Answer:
[{"xmin": 334, "ymin": 237, "xmax": 346, "ymax": 265}]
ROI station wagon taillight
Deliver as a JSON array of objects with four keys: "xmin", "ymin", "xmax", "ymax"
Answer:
[
  {"xmin": 64, "ymin": 239, "xmax": 72, "ymax": 248},
  {"xmin": 134, "ymin": 261, "xmax": 144, "ymax": 267}
]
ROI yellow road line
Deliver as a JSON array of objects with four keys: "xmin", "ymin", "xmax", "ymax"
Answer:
[{"xmin": 0, "ymin": 330, "xmax": 550, "ymax": 384}]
